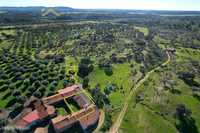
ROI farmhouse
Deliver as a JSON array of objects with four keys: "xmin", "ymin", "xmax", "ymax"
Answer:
[{"xmin": 13, "ymin": 85, "xmax": 99, "ymax": 133}]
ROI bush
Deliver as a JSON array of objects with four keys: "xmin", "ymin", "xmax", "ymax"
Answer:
[
  {"xmin": 2, "ymin": 91, "xmax": 12, "ymax": 100},
  {"xmin": 68, "ymin": 70, "xmax": 75, "ymax": 75},
  {"xmin": 82, "ymin": 77, "xmax": 89, "ymax": 88},
  {"xmin": 47, "ymin": 91, "xmax": 55, "ymax": 97},
  {"xmin": 16, "ymin": 96, "xmax": 26, "ymax": 104},
  {"xmin": 25, "ymin": 91, "xmax": 32, "ymax": 97},
  {"xmin": 49, "ymin": 84, "xmax": 56, "ymax": 91},
  {"xmin": 16, "ymin": 81, "xmax": 23, "ymax": 88},
  {"xmin": 0, "ymin": 118, "xmax": 8, "ymax": 129},
  {"xmin": 41, "ymin": 80, "xmax": 49, "ymax": 85},
  {"xmin": 12, "ymin": 90, "xmax": 21, "ymax": 96},
  {"xmin": 8, "ymin": 104, "xmax": 23, "ymax": 119},
  {"xmin": 193, "ymin": 92, "xmax": 200, "ymax": 101},
  {"xmin": 9, "ymin": 84, "xmax": 16, "ymax": 90},
  {"xmin": 0, "ymin": 85, "xmax": 8, "ymax": 92},
  {"xmin": 0, "ymin": 80, "xmax": 5, "ymax": 86},
  {"xmin": 33, "ymin": 91, "xmax": 42, "ymax": 98},
  {"xmin": 39, "ymin": 86, "xmax": 46, "ymax": 92},
  {"xmin": 34, "ymin": 80, "xmax": 41, "ymax": 88},
  {"xmin": 30, "ymin": 76, "xmax": 37, "ymax": 84},
  {"xmin": 175, "ymin": 104, "xmax": 199, "ymax": 133},
  {"xmin": 58, "ymin": 74, "xmax": 65, "ymax": 80},
  {"xmin": 28, "ymin": 86, "xmax": 36, "ymax": 92},
  {"xmin": 78, "ymin": 58, "xmax": 93, "ymax": 78},
  {"xmin": 101, "ymin": 112, "xmax": 112, "ymax": 132},
  {"xmin": 23, "ymin": 79, "xmax": 30, "ymax": 86},
  {"xmin": 104, "ymin": 67, "xmax": 113, "ymax": 76},
  {"xmin": 63, "ymin": 80, "xmax": 69, "ymax": 87},
  {"xmin": 6, "ymin": 98, "xmax": 17, "ymax": 108}
]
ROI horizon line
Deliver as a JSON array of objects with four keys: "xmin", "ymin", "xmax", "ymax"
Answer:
[{"xmin": 0, "ymin": 6, "xmax": 200, "ymax": 12}]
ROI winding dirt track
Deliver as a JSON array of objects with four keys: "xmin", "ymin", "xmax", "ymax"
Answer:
[{"xmin": 107, "ymin": 51, "xmax": 171, "ymax": 133}]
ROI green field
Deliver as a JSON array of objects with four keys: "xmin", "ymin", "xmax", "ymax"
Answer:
[{"xmin": 120, "ymin": 48, "xmax": 200, "ymax": 133}]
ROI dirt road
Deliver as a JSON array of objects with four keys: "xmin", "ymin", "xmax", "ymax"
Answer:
[{"xmin": 108, "ymin": 51, "xmax": 170, "ymax": 133}]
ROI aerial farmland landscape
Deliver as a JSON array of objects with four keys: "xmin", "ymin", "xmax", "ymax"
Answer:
[{"xmin": 0, "ymin": 0, "xmax": 200, "ymax": 133}]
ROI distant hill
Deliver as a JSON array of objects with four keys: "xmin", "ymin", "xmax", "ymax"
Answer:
[
  {"xmin": 0, "ymin": 7, "xmax": 74, "ymax": 13},
  {"xmin": 1, "ymin": 7, "xmax": 200, "ymax": 15},
  {"xmin": 41, "ymin": 8, "xmax": 61, "ymax": 17}
]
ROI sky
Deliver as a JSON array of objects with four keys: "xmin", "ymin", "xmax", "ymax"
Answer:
[{"xmin": 0, "ymin": 0, "xmax": 200, "ymax": 11}]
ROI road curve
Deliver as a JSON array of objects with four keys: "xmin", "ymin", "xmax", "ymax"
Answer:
[{"xmin": 108, "ymin": 51, "xmax": 170, "ymax": 133}]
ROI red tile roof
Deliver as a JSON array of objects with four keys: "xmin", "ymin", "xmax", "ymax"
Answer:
[
  {"xmin": 17, "ymin": 105, "xmax": 55, "ymax": 128},
  {"xmin": 16, "ymin": 119, "xmax": 29, "ymax": 128},
  {"xmin": 23, "ymin": 110, "xmax": 39, "ymax": 123},
  {"xmin": 58, "ymin": 85, "xmax": 79, "ymax": 95}
]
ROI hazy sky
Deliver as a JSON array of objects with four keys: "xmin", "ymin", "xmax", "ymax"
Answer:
[{"xmin": 0, "ymin": 0, "xmax": 200, "ymax": 11}]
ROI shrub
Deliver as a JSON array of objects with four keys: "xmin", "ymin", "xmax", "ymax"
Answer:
[
  {"xmin": 101, "ymin": 112, "xmax": 112, "ymax": 131},
  {"xmin": 82, "ymin": 77, "xmax": 89, "ymax": 88},
  {"xmin": 47, "ymin": 91, "xmax": 55, "ymax": 97},
  {"xmin": 41, "ymin": 80, "xmax": 49, "ymax": 85},
  {"xmin": 63, "ymin": 80, "xmax": 69, "ymax": 87},
  {"xmin": 2, "ymin": 91, "xmax": 12, "ymax": 100},
  {"xmin": 58, "ymin": 74, "xmax": 64, "ymax": 80},
  {"xmin": 193, "ymin": 92, "xmax": 200, "ymax": 101},
  {"xmin": 25, "ymin": 91, "xmax": 32, "ymax": 97},
  {"xmin": 23, "ymin": 79, "xmax": 30, "ymax": 86},
  {"xmin": 0, "ymin": 80, "xmax": 5, "ymax": 86},
  {"xmin": 33, "ymin": 91, "xmax": 42, "ymax": 98},
  {"xmin": 8, "ymin": 104, "xmax": 23, "ymax": 119},
  {"xmin": 12, "ymin": 90, "xmax": 21, "ymax": 96},
  {"xmin": 34, "ymin": 80, "xmax": 41, "ymax": 88},
  {"xmin": 0, "ymin": 85, "xmax": 8, "ymax": 92},
  {"xmin": 6, "ymin": 98, "xmax": 17, "ymax": 108},
  {"xmin": 78, "ymin": 58, "xmax": 93, "ymax": 78},
  {"xmin": 49, "ymin": 84, "xmax": 56, "ymax": 91},
  {"xmin": 28, "ymin": 86, "xmax": 36, "ymax": 92},
  {"xmin": 9, "ymin": 83, "xmax": 16, "ymax": 90},
  {"xmin": 16, "ymin": 96, "xmax": 26, "ymax": 104},
  {"xmin": 104, "ymin": 67, "xmax": 113, "ymax": 76}
]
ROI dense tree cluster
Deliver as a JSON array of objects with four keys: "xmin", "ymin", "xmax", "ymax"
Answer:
[
  {"xmin": 0, "ymin": 47, "xmax": 66, "ymax": 117},
  {"xmin": 90, "ymin": 84, "xmax": 110, "ymax": 108},
  {"xmin": 78, "ymin": 58, "xmax": 93, "ymax": 78},
  {"xmin": 175, "ymin": 104, "xmax": 199, "ymax": 133}
]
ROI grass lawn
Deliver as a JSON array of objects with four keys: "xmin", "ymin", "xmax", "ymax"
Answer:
[
  {"xmin": 88, "ymin": 62, "xmax": 133, "ymax": 121},
  {"xmin": 57, "ymin": 107, "xmax": 68, "ymax": 116},
  {"xmin": 120, "ymin": 104, "xmax": 177, "ymax": 133},
  {"xmin": 88, "ymin": 63, "xmax": 132, "ymax": 97}
]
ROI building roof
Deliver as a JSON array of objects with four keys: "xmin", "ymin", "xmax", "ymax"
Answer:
[
  {"xmin": 15, "ymin": 85, "xmax": 98, "ymax": 132},
  {"xmin": 16, "ymin": 105, "xmax": 55, "ymax": 128},
  {"xmin": 34, "ymin": 127, "xmax": 48, "ymax": 133},
  {"xmin": 52, "ymin": 105, "xmax": 98, "ymax": 130},
  {"xmin": 58, "ymin": 85, "xmax": 79, "ymax": 95},
  {"xmin": 23, "ymin": 110, "xmax": 39, "ymax": 123},
  {"xmin": 15, "ymin": 119, "xmax": 29, "ymax": 128}
]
